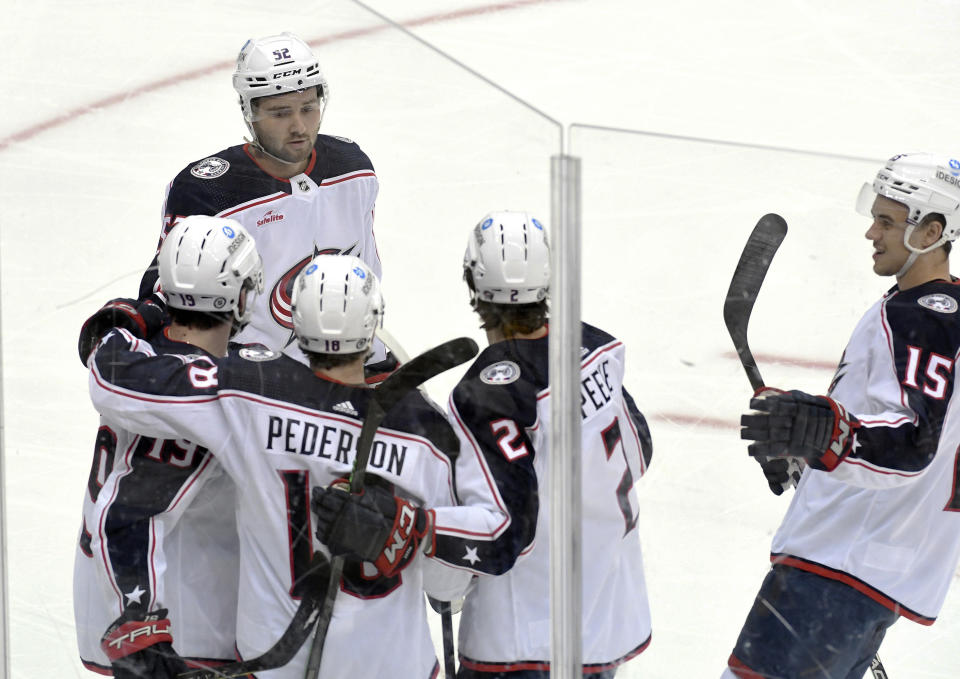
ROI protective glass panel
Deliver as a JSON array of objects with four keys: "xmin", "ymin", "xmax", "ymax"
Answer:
[
  {"xmin": 4, "ymin": 1, "xmax": 960, "ymax": 677},
  {"xmin": 0, "ymin": 3, "xmax": 558, "ymax": 677},
  {"xmin": 570, "ymin": 124, "xmax": 960, "ymax": 675}
]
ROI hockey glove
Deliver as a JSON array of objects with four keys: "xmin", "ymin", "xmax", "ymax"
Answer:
[
  {"xmin": 100, "ymin": 608, "xmax": 188, "ymax": 679},
  {"xmin": 755, "ymin": 456, "xmax": 805, "ymax": 495},
  {"xmin": 741, "ymin": 389, "xmax": 860, "ymax": 472},
  {"xmin": 78, "ymin": 297, "xmax": 166, "ymax": 365},
  {"xmin": 312, "ymin": 480, "xmax": 434, "ymax": 577}
]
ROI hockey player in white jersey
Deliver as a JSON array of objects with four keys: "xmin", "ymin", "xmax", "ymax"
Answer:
[
  {"xmin": 725, "ymin": 153, "xmax": 960, "ymax": 678},
  {"xmin": 74, "ymin": 215, "xmax": 264, "ymax": 676},
  {"xmin": 138, "ymin": 31, "xmax": 387, "ymax": 367},
  {"xmin": 88, "ymin": 252, "xmax": 459, "ymax": 678},
  {"xmin": 313, "ymin": 211, "xmax": 655, "ymax": 678}
]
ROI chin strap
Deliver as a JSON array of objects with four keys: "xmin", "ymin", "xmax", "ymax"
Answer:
[
  {"xmin": 896, "ymin": 222, "xmax": 950, "ymax": 279},
  {"xmin": 895, "ymin": 250, "xmax": 920, "ymax": 279},
  {"xmin": 242, "ymin": 135, "xmax": 303, "ymax": 168}
]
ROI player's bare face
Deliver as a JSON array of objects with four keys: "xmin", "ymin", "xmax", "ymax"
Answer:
[
  {"xmin": 865, "ymin": 196, "xmax": 911, "ymax": 277},
  {"xmin": 250, "ymin": 89, "xmax": 323, "ymax": 173}
]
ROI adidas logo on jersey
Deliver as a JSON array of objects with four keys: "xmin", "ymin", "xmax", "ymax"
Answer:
[{"xmin": 333, "ymin": 401, "xmax": 359, "ymax": 417}]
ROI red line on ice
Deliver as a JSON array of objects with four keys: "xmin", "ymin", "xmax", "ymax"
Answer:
[{"xmin": 0, "ymin": 0, "xmax": 561, "ymax": 153}]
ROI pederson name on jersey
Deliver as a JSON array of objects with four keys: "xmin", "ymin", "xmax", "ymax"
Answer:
[{"xmin": 265, "ymin": 415, "xmax": 408, "ymax": 475}]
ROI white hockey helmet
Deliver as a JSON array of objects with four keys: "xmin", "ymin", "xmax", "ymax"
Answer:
[
  {"xmin": 856, "ymin": 153, "xmax": 960, "ymax": 254},
  {"xmin": 464, "ymin": 211, "xmax": 550, "ymax": 304},
  {"xmin": 158, "ymin": 215, "xmax": 264, "ymax": 327},
  {"xmin": 232, "ymin": 32, "xmax": 329, "ymax": 126},
  {"xmin": 291, "ymin": 255, "xmax": 383, "ymax": 355}
]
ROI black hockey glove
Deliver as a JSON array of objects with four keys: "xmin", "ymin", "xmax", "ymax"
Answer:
[
  {"xmin": 100, "ymin": 608, "xmax": 188, "ymax": 679},
  {"xmin": 741, "ymin": 389, "xmax": 860, "ymax": 472},
  {"xmin": 312, "ymin": 479, "xmax": 434, "ymax": 577},
  {"xmin": 754, "ymin": 456, "xmax": 805, "ymax": 495},
  {"xmin": 78, "ymin": 297, "xmax": 166, "ymax": 365}
]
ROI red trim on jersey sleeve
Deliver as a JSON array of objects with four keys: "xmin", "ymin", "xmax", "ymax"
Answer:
[
  {"xmin": 81, "ymin": 659, "xmax": 113, "ymax": 675},
  {"xmin": 727, "ymin": 653, "xmax": 764, "ymax": 678},
  {"xmin": 771, "ymin": 554, "xmax": 935, "ymax": 625},
  {"xmin": 838, "ymin": 455, "xmax": 926, "ymax": 478},
  {"xmin": 440, "ymin": 397, "xmax": 512, "ymax": 539},
  {"xmin": 98, "ymin": 436, "xmax": 146, "ymax": 607}
]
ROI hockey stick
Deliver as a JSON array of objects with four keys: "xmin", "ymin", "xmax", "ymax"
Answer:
[
  {"xmin": 723, "ymin": 213, "xmax": 788, "ymax": 393},
  {"xmin": 302, "ymin": 336, "xmax": 479, "ymax": 679},
  {"xmin": 723, "ymin": 214, "xmax": 888, "ymax": 679},
  {"xmin": 436, "ymin": 599, "xmax": 457, "ymax": 678},
  {"xmin": 377, "ymin": 327, "xmax": 459, "ymax": 678},
  {"xmin": 723, "ymin": 213, "xmax": 803, "ymax": 497},
  {"xmin": 177, "ymin": 552, "xmax": 329, "ymax": 679}
]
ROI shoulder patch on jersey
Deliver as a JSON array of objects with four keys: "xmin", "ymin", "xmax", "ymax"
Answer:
[
  {"xmin": 918, "ymin": 293, "xmax": 958, "ymax": 314},
  {"xmin": 480, "ymin": 360, "xmax": 521, "ymax": 385},
  {"xmin": 190, "ymin": 157, "xmax": 230, "ymax": 179},
  {"xmin": 239, "ymin": 347, "xmax": 281, "ymax": 362},
  {"xmin": 330, "ymin": 135, "xmax": 354, "ymax": 144}
]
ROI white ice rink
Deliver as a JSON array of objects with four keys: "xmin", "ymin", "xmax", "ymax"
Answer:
[{"xmin": 3, "ymin": 0, "xmax": 960, "ymax": 676}]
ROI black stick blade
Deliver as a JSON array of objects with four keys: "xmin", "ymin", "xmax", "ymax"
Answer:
[
  {"xmin": 723, "ymin": 213, "xmax": 788, "ymax": 391},
  {"xmin": 374, "ymin": 336, "xmax": 479, "ymax": 412}
]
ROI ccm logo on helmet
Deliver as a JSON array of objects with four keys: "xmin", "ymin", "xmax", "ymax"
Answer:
[{"xmin": 273, "ymin": 68, "xmax": 302, "ymax": 79}]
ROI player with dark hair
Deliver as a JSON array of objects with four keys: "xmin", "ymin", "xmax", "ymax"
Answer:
[
  {"xmin": 87, "ymin": 252, "xmax": 459, "ymax": 678},
  {"xmin": 313, "ymin": 210, "xmax": 655, "ymax": 678},
  {"xmin": 725, "ymin": 153, "xmax": 960, "ymax": 678},
  {"xmin": 140, "ymin": 31, "xmax": 385, "ymax": 366},
  {"xmin": 73, "ymin": 215, "xmax": 264, "ymax": 677}
]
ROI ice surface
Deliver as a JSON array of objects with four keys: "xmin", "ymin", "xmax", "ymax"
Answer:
[{"xmin": 2, "ymin": 0, "xmax": 959, "ymax": 676}]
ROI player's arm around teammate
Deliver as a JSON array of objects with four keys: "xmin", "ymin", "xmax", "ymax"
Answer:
[
  {"xmin": 89, "ymin": 247, "xmax": 458, "ymax": 678},
  {"xmin": 76, "ymin": 215, "xmax": 263, "ymax": 678}
]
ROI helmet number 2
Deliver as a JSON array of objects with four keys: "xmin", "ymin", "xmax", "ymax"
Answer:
[{"xmin": 273, "ymin": 48, "xmax": 291, "ymax": 61}]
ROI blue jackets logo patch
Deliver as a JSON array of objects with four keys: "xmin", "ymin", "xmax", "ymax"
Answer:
[
  {"xmin": 480, "ymin": 361, "xmax": 521, "ymax": 385},
  {"xmin": 918, "ymin": 294, "xmax": 958, "ymax": 314},
  {"xmin": 190, "ymin": 157, "xmax": 230, "ymax": 179}
]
